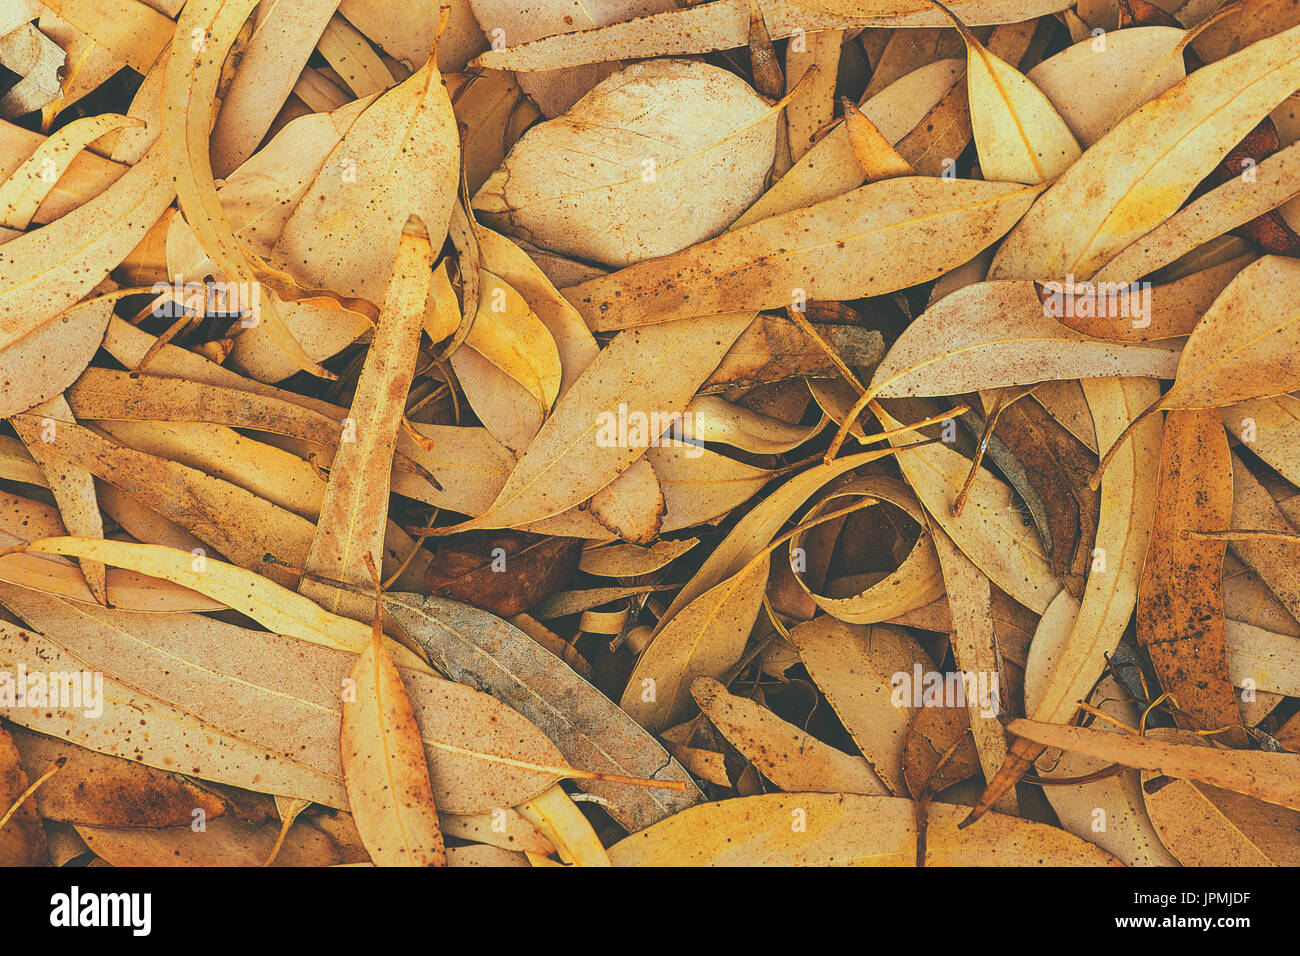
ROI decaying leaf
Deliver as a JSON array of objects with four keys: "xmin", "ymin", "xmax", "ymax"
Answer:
[
  {"xmin": 470, "ymin": 1, "xmax": 1077, "ymax": 73},
  {"xmin": 1139, "ymin": 256, "xmax": 1300, "ymax": 416},
  {"xmin": 866, "ymin": 281, "xmax": 1181, "ymax": 399},
  {"xmin": 0, "ymin": 139, "xmax": 173, "ymax": 354},
  {"xmin": 425, "ymin": 532, "xmax": 581, "ymax": 618},
  {"xmin": 1136, "ymin": 408, "xmax": 1244, "ymax": 741},
  {"xmin": 9, "ymin": 726, "xmax": 230, "ymax": 829},
  {"xmin": 0, "ymin": 721, "xmax": 46, "ymax": 866},
  {"xmin": 271, "ymin": 23, "xmax": 460, "ymax": 305},
  {"xmin": 452, "ymin": 313, "xmax": 753, "ymax": 531},
  {"xmin": 1140, "ymin": 730, "xmax": 1300, "ymax": 866}
]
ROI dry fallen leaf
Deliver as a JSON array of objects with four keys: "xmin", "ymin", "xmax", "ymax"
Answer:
[
  {"xmin": 387, "ymin": 592, "xmax": 703, "ymax": 831},
  {"xmin": 937, "ymin": 2, "xmax": 1081, "ymax": 184},
  {"xmin": 1006, "ymin": 718, "xmax": 1300, "ymax": 814},
  {"xmin": 790, "ymin": 618, "xmax": 933, "ymax": 795},
  {"xmin": 1136, "ymin": 408, "xmax": 1245, "ymax": 741},
  {"xmin": 0, "ymin": 721, "xmax": 46, "ymax": 865},
  {"xmin": 606, "ymin": 792, "xmax": 1119, "ymax": 866},
  {"xmin": 1140, "ymin": 729, "xmax": 1300, "ymax": 867},
  {"xmin": 340, "ymin": 625, "xmax": 447, "ymax": 866},
  {"xmin": 691, "ymin": 676, "xmax": 890, "ymax": 796},
  {"xmin": 474, "ymin": 59, "xmax": 779, "ymax": 268},
  {"xmin": 298, "ymin": 215, "xmax": 433, "ymax": 619},
  {"xmin": 565, "ymin": 177, "xmax": 1045, "ymax": 330}
]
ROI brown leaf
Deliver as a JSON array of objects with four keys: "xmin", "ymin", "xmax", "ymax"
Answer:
[
  {"xmin": 10, "ymin": 727, "xmax": 229, "ymax": 829},
  {"xmin": 1136, "ymin": 408, "xmax": 1245, "ymax": 742},
  {"xmin": 993, "ymin": 396, "xmax": 1100, "ymax": 596},
  {"xmin": 425, "ymin": 532, "xmax": 581, "ymax": 618},
  {"xmin": 0, "ymin": 721, "xmax": 47, "ymax": 866}
]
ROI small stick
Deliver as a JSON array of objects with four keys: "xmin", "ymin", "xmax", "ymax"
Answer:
[{"xmin": 784, "ymin": 306, "xmax": 868, "ymax": 397}]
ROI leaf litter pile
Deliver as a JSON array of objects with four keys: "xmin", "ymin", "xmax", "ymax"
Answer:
[{"xmin": 2, "ymin": 0, "xmax": 1300, "ymax": 870}]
